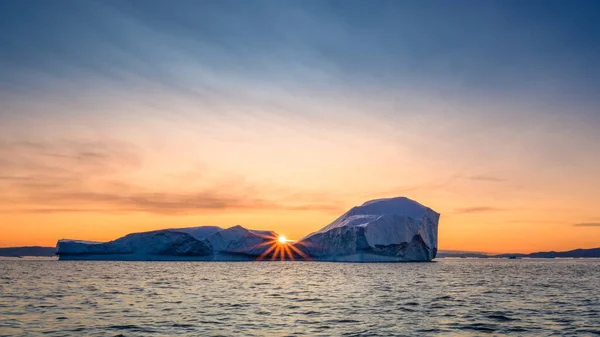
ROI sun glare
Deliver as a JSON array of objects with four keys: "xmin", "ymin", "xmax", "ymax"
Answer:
[{"xmin": 251, "ymin": 232, "xmax": 311, "ymax": 261}]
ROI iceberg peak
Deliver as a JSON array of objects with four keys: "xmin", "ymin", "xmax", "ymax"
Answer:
[{"xmin": 351, "ymin": 196, "xmax": 429, "ymax": 218}]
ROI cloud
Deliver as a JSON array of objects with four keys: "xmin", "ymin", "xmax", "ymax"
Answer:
[
  {"xmin": 0, "ymin": 139, "xmax": 342, "ymax": 215},
  {"xmin": 454, "ymin": 206, "xmax": 506, "ymax": 214},
  {"xmin": 370, "ymin": 173, "xmax": 463, "ymax": 197},
  {"xmin": 2, "ymin": 192, "xmax": 343, "ymax": 215},
  {"xmin": 0, "ymin": 139, "xmax": 141, "ymax": 172},
  {"xmin": 468, "ymin": 175, "xmax": 505, "ymax": 182},
  {"xmin": 572, "ymin": 222, "xmax": 600, "ymax": 227},
  {"xmin": 506, "ymin": 220, "xmax": 564, "ymax": 225}
]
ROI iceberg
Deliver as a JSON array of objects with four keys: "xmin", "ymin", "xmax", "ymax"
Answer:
[
  {"xmin": 293, "ymin": 197, "xmax": 439, "ymax": 262},
  {"xmin": 56, "ymin": 225, "xmax": 279, "ymax": 261},
  {"xmin": 56, "ymin": 196, "xmax": 439, "ymax": 262},
  {"xmin": 202, "ymin": 225, "xmax": 277, "ymax": 257},
  {"xmin": 57, "ymin": 230, "xmax": 213, "ymax": 260}
]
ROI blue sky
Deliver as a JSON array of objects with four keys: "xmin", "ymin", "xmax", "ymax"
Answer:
[{"xmin": 2, "ymin": 0, "xmax": 600, "ymax": 101}]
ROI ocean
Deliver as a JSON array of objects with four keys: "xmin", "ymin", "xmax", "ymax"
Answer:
[{"xmin": 1, "ymin": 258, "xmax": 598, "ymax": 336}]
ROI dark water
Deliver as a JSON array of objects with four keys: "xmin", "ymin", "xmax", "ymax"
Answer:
[{"xmin": 1, "ymin": 258, "xmax": 599, "ymax": 336}]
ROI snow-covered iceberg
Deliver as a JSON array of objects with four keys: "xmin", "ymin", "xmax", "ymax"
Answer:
[
  {"xmin": 56, "ymin": 225, "xmax": 279, "ymax": 261},
  {"xmin": 56, "ymin": 230, "xmax": 213, "ymax": 260},
  {"xmin": 293, "ymin": 197, "xmax": 439, "ymax": 262}
]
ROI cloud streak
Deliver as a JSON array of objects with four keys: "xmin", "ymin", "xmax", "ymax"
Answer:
[
  {"xmin": 572, "ymin": 222, "xmax": 600, "ymax": 227},
  {"xmin": 468, "ymin": 175, "xmax": 506, "ymax": 182},
  {"xmin": 2, "ymin": 193, "xmax": 343, "ymax": 215},
  {"xmin": 454, "ymin": 206, "xmax": 506, "ymax": 214}
]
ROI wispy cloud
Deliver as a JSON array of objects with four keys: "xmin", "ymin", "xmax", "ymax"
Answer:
[
  {"xmin": 572, "ymin": 222, "xmax": 600, "ymax": 227},
  {"xmin": 454, "ymin": 206, "xmax": 506, "ymax": 214},
  {"xmin": 468, "ymin": 175, "xmax": 505, "ymax": 182},
  {"xmin": 368, "ymin": 173, "xmax": 463, "ymax": 198},
  {"xmin": 2, "ymin": 194, "xmax": 343, "ymax": 215}
]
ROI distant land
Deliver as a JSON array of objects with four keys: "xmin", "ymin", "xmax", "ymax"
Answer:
[
  {"xmin": 2, "ymin": 246, "xmax": 600, "ymax": 259},
  {"xmin": 0, "ymin": 246, "xmax": 56, "ymax": 257},
  {"xmin": 435, "ymin": 250, "xmax": 490, "ymax": 258},
  {"xmin": 437, "ymin": 247, "xmax": 600, "ymax": 259}
]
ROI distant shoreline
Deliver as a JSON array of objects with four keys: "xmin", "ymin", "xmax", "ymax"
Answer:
[{"xmin": 3, "ymin": 245, "xmax": 600, "ymax": 259}]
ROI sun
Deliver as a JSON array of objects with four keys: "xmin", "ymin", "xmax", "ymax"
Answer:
[{"xmin": 251, "ymin": 232, "xmax": 311, "ymax": 261}]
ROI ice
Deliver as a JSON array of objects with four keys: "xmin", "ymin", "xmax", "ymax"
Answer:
[
  {"xmin": 204, "ymin": 225, "xmax": 277, "ymax": 256},
  {"xmin": 295, "ymin": 197, "xmax": 439, "ymax": 262},
  {"xmin": 56, "ymin": 225, "xmax": 278, "ymax": 260},
  {"xmin": 57, "ymin": 230, "xmax": 212, "ymax": 259}
]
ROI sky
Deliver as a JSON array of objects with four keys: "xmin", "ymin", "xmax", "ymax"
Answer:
[{"xmin": 1, "ymin": 0, "xmax": 599, "ymax": 253}]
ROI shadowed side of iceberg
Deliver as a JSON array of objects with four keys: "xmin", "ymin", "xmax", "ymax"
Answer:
[
  {"xmin": 56, "ymin": 225, "xmax": 281, "ymax": 261},
  {"xmin": 57, "ymin": 230, "xmax": 213, "ymax": 260}
]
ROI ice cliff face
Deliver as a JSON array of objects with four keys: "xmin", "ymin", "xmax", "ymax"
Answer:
[{"xmin": 295, "ymin": 197, "xmax": 439, "ymax": 262}]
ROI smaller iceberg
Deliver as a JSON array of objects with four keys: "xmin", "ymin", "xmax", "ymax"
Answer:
[
  {"xmin": 56, "ymin": 225, "xmax": 280, "ymax": 261},
  {"xmin": 57, "ymin": 230, "xmax": 213, "ymax": 260}
]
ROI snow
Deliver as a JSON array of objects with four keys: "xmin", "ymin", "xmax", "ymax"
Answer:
[
  {"xmin": 308, "ymin": 196, "xmax": 429, "ymax": 236},
  {"xmin": 170, "ymin": 226, "xmax": 223, "ymax": 240},
  {"xmin": 203, "ymin": 225, "xmax": 277, "ymax": 256}
]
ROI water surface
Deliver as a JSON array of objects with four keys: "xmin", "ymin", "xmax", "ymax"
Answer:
[{"xmin": 1, "ymin": 259, "xmax": 599, "ymax": 336}]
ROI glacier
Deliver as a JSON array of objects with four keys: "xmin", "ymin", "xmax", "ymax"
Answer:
[{"xmin": 56, "ymin": 196, "xmax": 439, "ymax": 262}]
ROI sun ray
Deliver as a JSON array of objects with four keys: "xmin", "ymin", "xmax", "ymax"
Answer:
[
  {"xmin": 248, "ymin": 233, "xmax": 307, "ymax": 261},
  {"xmin": 283, "ymin": 245, "xmax": 295, "ymax": 261},
  {"xmin": 271, "ymin": 245, "xmax": 281, "ymax": 261},
  {"xmin": 279, "ymin": 245, "xmax": 285, "ymax": 261},
  {"xmin": 245, "ymin": 239, "xmax": 277, "ymax": 251},
  {"xmin": 289, "ymin": 244, "xmax": 311, "ymax": 260},
  {"xmin": 257, "ymin": 243, "xmax": 278, "ymax": 261},
  {"xmin": 252, "ymin": 233, "xmax": 278, "ymax": 240},
  {"xmin": 293, "ymin": 240, "xmax": 319, "ymax": 248}
]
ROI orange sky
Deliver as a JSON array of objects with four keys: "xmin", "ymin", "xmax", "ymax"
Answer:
[
  {"xmin": 1, "ymin": 96, "xmax": 599, "ymax": 253},
  {"xmin": 2, "ymin": 1, "xmax": 600, "ymax": 253}
]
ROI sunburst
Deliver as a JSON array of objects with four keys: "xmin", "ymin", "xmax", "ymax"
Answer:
[{"xmin": 248, "ymin": 233, "xmax": 312, "ymax": 261}]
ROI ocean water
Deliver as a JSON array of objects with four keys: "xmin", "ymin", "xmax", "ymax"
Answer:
[{"xmin": 0, "ymin": 259, "xmax": 599, "ymax": 336}]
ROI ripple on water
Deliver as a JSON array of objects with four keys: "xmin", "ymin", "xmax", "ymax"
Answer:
[
  {"xmin": 0, "ymin": 259, "xmax": 599, "ymax": 336},
  {"xmin": 486, "ymin": 313, "xmax": 519, "ymax": 322}
]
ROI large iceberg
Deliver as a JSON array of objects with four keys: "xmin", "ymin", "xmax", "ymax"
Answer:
[
  {"xmin": 293, "ymin": 197, "xmax": 439, "ymax": 262},
  {"xmin": 56, "ymin": 197, "xmax": 439, "ymax": 262}
]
